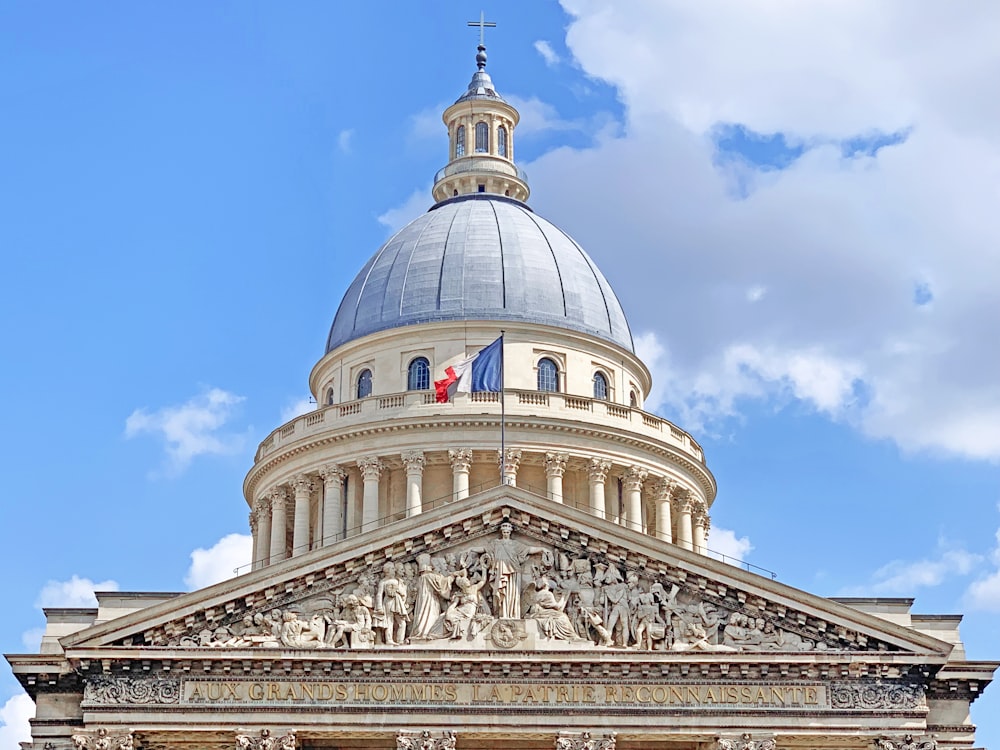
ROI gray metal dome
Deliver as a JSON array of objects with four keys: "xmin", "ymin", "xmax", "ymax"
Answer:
[{"xmin": 326, "ymin": 195, "xmax": 634, "ymax": 353}]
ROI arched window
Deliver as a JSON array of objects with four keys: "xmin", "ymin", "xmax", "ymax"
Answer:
[
  {"xmin": 407, "ymin": 357, "xmax": 430, "ymax": 390},
  {"xmin": 629, "ymin": 390, "xmax": 638, "ymax": 408},
  {"xmin": 498, "ymin": 125, "xmax": 508, "ymax": 157},
  {"xmin": 593, "ymin": 372, "xmax": 609, "ymax": 400},
  {"xmin": 537, "ymin": 358, "xmax": 559, "ymax": 392},
  {"xmin": 475, "ymin": 121, "xmax": 489, "ymax": 153},
  {"xmin": 356, "ymin": 369, "xmax": 373, "ymax": 399},
  {"xmin": 455, "ymin": 125, "xmax": 465, "ymax": 158},
  {"xmin": 326, "ymin": 387, "xmax": 335, "ymax": 406}
]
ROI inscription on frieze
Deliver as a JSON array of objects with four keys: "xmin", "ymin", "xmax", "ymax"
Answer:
[{"xmin": 180, "ymin": 680, "xmax": 825, "ymax": 709}]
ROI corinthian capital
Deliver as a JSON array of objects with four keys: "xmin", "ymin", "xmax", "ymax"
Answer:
[
  {"xmin": 544, "ymin": 452, "xmax": 568, "ymax": 477},
  {"xmin": 672, "ymin": 488, "xmax": 693, "ymax": 514},
  {"xmin": 587, "ymin": 458, "xmax": 612, "ymax": 482},
  {"xmin": 448, "ymin": 448, "xmax": 473, "ymax": 472},
  {"xmin": 358, "ymin": 456, "xmax": 383, "ymax": 480},
  {"xmin": 622, "ymin": 466, "xmax": 647, "ymax": 492},
  {"xmin": 253, "ymin": 496, "xmax": 271, "ymax": 515},
  {"xmin": 651, "ymin": 477, "xmax": 678, "ymax": 501},
  {"xmin": 318, "ymin": 463, "xmax": 346, "ymax": 487},
  {"xmin": 268, "ymin": 486, "xmax": 288, "ymax": 509},
  {"xmin": 292, "ymin": 474, "xmax": 314, "ymax": 495},
  {"xmin": 497, "ymin": 448, "xmax": 522, "ymax": 473},
  {"xmin": 402, "ymin": 450, "xmax": 426, "ymax": 473}
]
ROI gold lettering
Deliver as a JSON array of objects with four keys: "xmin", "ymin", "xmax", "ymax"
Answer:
[
  {"xmin": 335, "ymin": 683, "xmax": 348, "ymax": 700},
  {"xmin": 248, "ymin": 683, "xmax": 263, "ymax": 701},
  {"xmin": 317, "ymin": 683, "xmax": 333, "ymax": 701},
  {"xmin": 741, "ymin": 686, "xmax": 753, "ymax": 702},
  {"xmin": 770, "ymin": 687, "xmax": 784, "ymax": 705},
  {"xmin": 490, "ymin": 685, "xmax": 503, "ymax": 702},
  {"xmin": 445, "ymin": 684, "xmax": 458, "ymax": 702},
  {"xmin": 300, "ymin": 683, "xmax": 314, "ymax": 700},
  {"xmin": 620, "ymin": 685, "xmax": 635, "ymax": 703},
  {"xmin": 805, "ymin": 687, "xmax": 819, "ymax": 705},
  {"xmin": 267, "ymin": 683, "xmax": 279, "ymax": 700},
  {"xmin": 704, "ymin": 687, "xmax": 718, "ymax": 704},
  {"xmin": 651, "ymin": 686, "xmax": 667, "ymax": 704},
  {"xmin": 686, "ymin": 687, "xmax": 699, "ymax": 704},
  {"xmin": 582, "ymin": 685, "xmax": 596, "ymax": 704},
  {"xmin": 206, "ymin": 683, "xmax": 222, "ymax": 701},
  {"xmin": 280, "ymin": 684, "xmax": 297, "ymax": 701},
  {"xmin": 372, "ymin": 684, "xmax": 388, "ymax": 701},
  {"xmin": 604, "ymin": 686, "xmax": 619, "ymax": 703},
  {"xmin": 635, "ymin": 686, "xmax": 651, "ymax": 703},
  {"xmin": 355, "ymin": 684, "xmax": 369, "ymax": 701},
  {"xmin": 189, "ymin": 684, "xmax": 204, "ymax": 700},
  {"xmin": 556, "ymin": 686, "xmax": 569, "ymax": 703},
  {"xmin": 669, "ymin": 686, "xmax": 685, "ymax": 704}
]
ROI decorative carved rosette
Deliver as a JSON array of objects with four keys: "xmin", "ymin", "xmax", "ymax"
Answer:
[
  {"xmin": 830, "ymin": 683, "xmax": 925, "ymax": 710},
  {"xmin": 235, "ymin": 728, "xmax": 296, "ymax": 750},
  {"xmin": 716, "ymin": 733, "xmax": 776, "ymax": 750},
  {"xmin": 555, "ymin": 732, "xmax": 617, "ymax": 750},
  {"xmin": 83, "ymin": 676, "xmax": 180, "ymax": 706},
  {"xmin": 872, "ymin": 735, "xmax": 937, "ymax": 750},
  {"xmin": 70, "ymin": 728, "xmax": 134, "ymax": 750},
  {"xmin": 396, "ymin": 730, "xmax": 457, "ymax": 750}
]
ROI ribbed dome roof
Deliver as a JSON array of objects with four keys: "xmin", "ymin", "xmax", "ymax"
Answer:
[{"xmin": 326, "ymin": 195, "xmax": 634, "ymax": 353}]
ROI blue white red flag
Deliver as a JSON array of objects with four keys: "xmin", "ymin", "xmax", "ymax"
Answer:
[{"xmin": 434, "ymin": 336, "xmax": 503, "ymax": 403}]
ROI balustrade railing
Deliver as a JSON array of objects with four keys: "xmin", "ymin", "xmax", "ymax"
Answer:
[{"xmin": 254, "ymin": 389, "xmax": 705, "ymax": 463}]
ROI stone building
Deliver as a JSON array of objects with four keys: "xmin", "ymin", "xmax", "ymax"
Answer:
[{"xmin": 6, "ymin": 40, "xmax": 996, "ymax": 750}]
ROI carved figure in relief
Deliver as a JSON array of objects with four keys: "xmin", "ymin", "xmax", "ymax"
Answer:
[
  {"xmin": 444, "ymin": 572, "xmax": 488, "ymax": 639},
  {"xmin": 600, "ymin": 567, "xmax": 632, "ymax": 647},
  {"xmin": 572, "ymin": 570, "xmax": 613, "ymax": 646},
  {"xmin": 527, "ymin": 577, "xmax": 583, "ymax": 641},
  {"xmin": 94, "ymin": 729, "xmax": 111, "ymax": 750},
  {"xmin": 279, "ymin": 611, "xmax": 326, "ymax": 648},
  {"xmin": 468, "ymin": 522, "xmax": 552, "ymax": 619},
  {"xmin": 411, "ymin": 553, "xmax": 455, "ymax": 640},
  {"xmin": 325, "ymin": 594, "xmax": 374, "ymax": 648},
  {"xmin": 374, "ymin": 562, "xmax": 410, "ymax": 645},
  {"xmin": 632, "ymin": 591, "xmax": 664, "ymax": 650}
]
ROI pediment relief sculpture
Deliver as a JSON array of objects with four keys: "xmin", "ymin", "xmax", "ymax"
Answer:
[{"xmin": 153, "ymin": 523, "xmax": 844, "ymax": 653}]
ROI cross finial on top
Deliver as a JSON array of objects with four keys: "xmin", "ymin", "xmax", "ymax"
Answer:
[{"xmin": 468, "ymin": 11, "xmax": 496, "ymax": 48}]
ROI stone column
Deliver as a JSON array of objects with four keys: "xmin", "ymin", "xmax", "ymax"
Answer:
[
  {"xmin": 253, "ymin": 497, "xmax": 271, "ymax": 568},
  {"xmin": 498, "ymin": 448, "xmax": 522, "ymax": 486},
  {"xmin": 249, "ymin": 509, "xmax": 259, "ymax": 570},
  {"xmin": 357, "ymin": 456, "xmax": 383, "ymax": 532},
  {"xmin": 291, "ymin": 474, "xmax": 314, "ymax": 557},
  {"xmin": 674, "ymin": 490, "xmax": 694, "ymax": 551},
  {"xmin": 402, "ymin": 451, "xmax": 425, "ymax": 517},
  {"xmin": 449, "ymin": 448, "xmax": 473, "ymax": 501},
  {"xmin": 318, "ymin": 464, "xmax": 346, "ymax": 546},
  {"xmin": 268, "ymin": 487, "xmax": 288, "ymax": 563},
  {"xmin": 587, "ymin": 458, "xmax": 611, "ymax": 520},
  {"xmin": 692, "ymin": 501, "xmax": 710, "ymax": 555},
  {"xmin": 622, "ymin": 466, "xmax": 647, "ymax": 533},
  {"xmin": 651, "ymin": 478, "xmax": 675, "ymax": 543},
  {"xmin": 544, "ymin": 452, "xmax": 568, "ymax": 503}
]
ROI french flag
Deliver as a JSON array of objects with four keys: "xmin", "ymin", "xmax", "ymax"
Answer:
[{"xmin": 434, "ymin": 336, "xmax": 503, "ymax": 403}]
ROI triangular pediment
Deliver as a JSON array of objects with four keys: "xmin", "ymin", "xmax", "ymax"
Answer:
[{"xmin": 61, "ymin": 486, "xmax": 951, "ymax": 660}]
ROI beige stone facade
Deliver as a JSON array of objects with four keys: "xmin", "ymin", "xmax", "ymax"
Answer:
[{"xmin": 6, "ymin": 39, "xmax": 995, "ymax": 750}]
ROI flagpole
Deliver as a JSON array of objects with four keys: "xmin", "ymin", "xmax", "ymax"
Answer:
[{"xmin": 500, "ymin": 329, "xmax": 506, "ymax": 485}]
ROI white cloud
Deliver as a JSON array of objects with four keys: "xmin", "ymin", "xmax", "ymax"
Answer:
[
  {"xmin": 707, "ymin": 526, "xmax": 753, "ymax": 564},
  {"xmin": 280, "ymin": 397, "xmax": 315, "ymax": 423},
  {"xmin": 377, "ymin": 188, "xmax": 432, "ymax": 234},
  {"xmin": 843, "ymin": 543, "xmax": 981, "ymax": 596},
  {"xmin": 185, "ymin": 533, "xmax": 254, "ymax": 590},
  {"xmin": 337, "ymin": 128, "xmax": 354, "ymax": 153},
  {"xmin": 0, "ymin": 694, "xmax": 33, "ymax": 748},
  {"xmin": 534, "ymin": 40, "xmax": 560, "ymax": 67},
  {"xmin": 125, "ymin": 387, "xmax": 247, "ymax": 477},
  {"xmin": 966, "ymin": 526, "xmax": 1000, "ymax": 611},
  {"xmin": 484, "ymin": 2, "xmax": 1000, "ymax": 459},
  {"xmin": 35, "ymin": 574, "xmax": 119, "ymax": 609},
  {"xmin": 18, "ymin": 575, "xmax": 118, "ymax": 655}
]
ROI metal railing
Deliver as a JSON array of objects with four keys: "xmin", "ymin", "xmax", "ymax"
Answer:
[
  {"xmin": 234, "ymin": 481, "xmax": 775, "ymax": 581},
  {"xmin": 433, "ymin": 156, "xmax": 529, "ymax": 186}
]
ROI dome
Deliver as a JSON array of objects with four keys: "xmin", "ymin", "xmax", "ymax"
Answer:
[{"xmin": 326, "ymin": 194, "xmax": 634, "ymax": 353}]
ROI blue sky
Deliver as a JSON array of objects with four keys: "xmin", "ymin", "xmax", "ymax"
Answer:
[{"xmin": 3, "ymin": 1, "xmax": 1000, "ymax": 745}]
